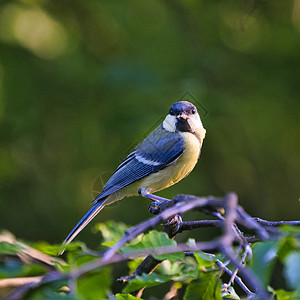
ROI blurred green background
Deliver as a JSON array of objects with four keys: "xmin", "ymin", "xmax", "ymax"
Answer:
[{"xmin": 0, "ymin": 0, "xmax": 299, "ymax": 246}]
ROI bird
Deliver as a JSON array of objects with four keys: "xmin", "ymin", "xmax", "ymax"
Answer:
[{"xmin": 60, "ymin": 101, "xmax": 206, "ymax": 254}]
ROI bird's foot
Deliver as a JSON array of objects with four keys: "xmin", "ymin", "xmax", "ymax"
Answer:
[
  {"xmin": 148, "ymin": 201, "xmax": 163, "ymax": 215},
  {"xmin": 164, "ymin": 214, "xmax": 183, "ymax": 235}
]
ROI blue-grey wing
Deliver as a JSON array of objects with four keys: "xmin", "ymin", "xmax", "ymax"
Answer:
[{"xmin": 93, "ymin": 125, "xmax": 184, "ymax": 202}]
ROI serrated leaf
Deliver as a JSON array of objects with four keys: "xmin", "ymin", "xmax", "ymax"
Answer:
[
  {"xmin": 123, "ymin": 272, "xmax": 173, "ymax": 293},
  {"xmin": 121, "ymin": 230, "xmax": 184, "ymax": 262},
  {"xmin": 77, "ymin": 267, "xmax": 112, "ymax": 300},
  {"xmin": 284, "ymin": 251, "xmax": 300, "ymax": 292},
  {"xmin": 184, "ymin": 274, "xmax": 222, "ymax": 300},
  {"xmin": 250, "ymin": 240, "xmax": 280, "ymax": 285},
  {"xmin": 116, "ymin": 293, "xmax": 140, "ymax": 300}
]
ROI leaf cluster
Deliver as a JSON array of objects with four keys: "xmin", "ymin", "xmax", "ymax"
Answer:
[{"xmin": 0, "ymin": 222, "xmax": 300, "ymax": 299}]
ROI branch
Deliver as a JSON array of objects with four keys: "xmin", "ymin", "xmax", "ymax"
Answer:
[
  {"xmin": 218, "ymin": 193, "xmax": 270, "ymax": 300},
  {"xmin": 71, "ymin": 240, "xmax": 219, "ymax": 279},
  {"xmin": 101, "ymin": 195, "xmax": 226, "ymax": 263},
  {"xmin": 215, "ymin": 260, "xmax": 255, "ymax": 298},
  {"xmin": 254, "ymin": 218, "xmax": 300, "ymax": 227},
  {"xmin": 5, "ymin": 192, "xmax": 300, "ymax": 300}
]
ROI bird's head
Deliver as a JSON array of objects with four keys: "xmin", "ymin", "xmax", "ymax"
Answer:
[{"xmin": 163, "ymin": 101, "xmax": 205, "ymax": 136}]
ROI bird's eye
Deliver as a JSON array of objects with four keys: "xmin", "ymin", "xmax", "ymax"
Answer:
[
  {"xmin": 191, "ymin": 108, "xmax": 196, "ymax": 114},
  {"xmin": 169, "ymin": 109, "xmax": 176, "ymax": 115}
]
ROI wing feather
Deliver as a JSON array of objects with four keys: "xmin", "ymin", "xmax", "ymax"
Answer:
[{"xmin": 93, "ymin": 125, "xmax": 184, "ymax": 201}]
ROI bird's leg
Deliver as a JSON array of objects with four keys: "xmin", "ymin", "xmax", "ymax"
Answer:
[
  {"xmin": 139, "ymin": 188, "xmax": 182, "ymax": 233},
  {"xmin": 138, "ymin": 188, "xmax": 170, "ymax": 202},
  {"xmin": 138, "ymin": 188, "xmax": 172, "ymax": 215}
]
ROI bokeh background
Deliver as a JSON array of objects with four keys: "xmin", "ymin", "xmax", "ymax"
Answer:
[{"xmin": 0, "ymin": 0, "xmax": 299, "ymax": 247}]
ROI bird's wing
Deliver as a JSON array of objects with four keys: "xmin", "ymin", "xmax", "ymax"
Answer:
[{"xmin": 93, "ymin": 125, "xmax": 184, "ymax": 202}]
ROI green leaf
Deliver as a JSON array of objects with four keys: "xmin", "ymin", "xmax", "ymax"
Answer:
[
  {"xmin": 31, "ymin": 241, "xmax": 64, "ymax": 256},
  {"xmin": 0, "ymin": 259, "xmax": 46, "ymax": 279},
  {"xmin": 250, "ymin": 240, "xmax": 280, "ymax": 285},
  {"xmin": 127, "ymin": 258, "xmax": 143, "ymax": 275},
  {"xmin": 121, "ymin": 230, "xmax": 184, "ymax": 262},
  {"xmin": 276, "ymin": 289, "xmax": 300, "ymax": 300},
  {"xmin": 194, "ymin": 252, "xmax": 216, "ymax": 269},
  {"xmin": 280, "ymin": 225, "xmax": 300, "ymax": 235},
  {"xmin": 0, "ymin": 241, "xmax": 24, "ymax": 255},
  {"xmin": 156, "ymin": 258, "xmax": 200, "ymax": 282},
  {"xmin": 26, "ymin": 287, "xmax": 81, "ymax": 300},
  {"xmin": 116, "ymin": 293, "xmax": 140, "ymax": 300},
  {"xmin": 172, "ymin": 265, "xmax": 200, "ymax": 282},
  {"xmin": 187, "ymin": 238, "xmax": 218, "ymax": 268},
  {"xmin": 95, "ymin": 221, "xmax": 131, "ymax": 246},
  {"xmin": 284, "ymin": 251, "xmax": 300, "ymax": 292},
  {"xmin": 72, "ymin": 254, "xmax": 99, "ymax": 267},
  {"xmin": 268, "ymin": 287, "xmax": 300, "ymax": 300},
  {"xmin": 277, "ymin": 236, "xmax": 299, "ymax": 262},
  {"xmin": 63, "ymin": 241, "xmax": 88, "ymax": 255},
  {"xmin": 184, "ymin": 274, "xmax": 222, "ymax": 300},
  {"xmin": 221, "ymin": 285, "xmax": 240, "ymax": 299},
  {"xmin": 123, "ymin": 272, "xmax": 173, "ymax": 293},
  {"xmin": 77, "ymin": 267, "xmax": 112, "ymax": 300},
  {"xmin": 21, "ymin": 263, "xmax": 47, "ymax": 277}
]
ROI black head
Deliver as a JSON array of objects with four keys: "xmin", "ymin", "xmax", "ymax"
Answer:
[{"xmin": 169, "ymin": 101, "xmax": 197, "ymax": 117}]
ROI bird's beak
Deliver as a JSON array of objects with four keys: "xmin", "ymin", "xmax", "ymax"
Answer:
[
  {"xmin": 176, "ymin": 114, "xmax": 189, "ymax": 120},
  {"xmin": 176, "ymin": 114, "xmax": 192, "ymax": 132}
]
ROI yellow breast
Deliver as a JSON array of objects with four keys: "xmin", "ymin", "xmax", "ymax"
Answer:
[{"xmin": 136, "ymin": 132, "xmax": 202, "ymax": 193}]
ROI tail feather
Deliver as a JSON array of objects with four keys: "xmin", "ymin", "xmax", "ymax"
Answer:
[{"xmin": 59, "ymin": 199, "xmax": 106, "ymax": 255}]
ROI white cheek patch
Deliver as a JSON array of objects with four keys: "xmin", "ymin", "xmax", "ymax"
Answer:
[
  {"xmin": 189, "ymin": 113, "xmax": 204, "ymax": 132},
  {"xmin": 190, "ymin": 113, "xmax": 206, "ymax": 141},
  {"xmin": 162, "ymin": 114, "xmax": 176, "ymax": 132}
]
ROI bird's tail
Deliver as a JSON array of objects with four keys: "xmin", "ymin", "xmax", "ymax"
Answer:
[{"xmin": 59, "ymin": 199, "xmax": 106, "ymax": 255}]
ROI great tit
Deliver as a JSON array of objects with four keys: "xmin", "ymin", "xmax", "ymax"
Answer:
[{"xmin": 60, "ymin": 101, "xmax": 206, "ymax": 253}]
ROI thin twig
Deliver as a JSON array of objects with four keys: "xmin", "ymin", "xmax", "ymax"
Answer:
[
  {"xmin": 218, "ymin": 193, "xmax": 270, "ymax": 300},
  {"xmin": 254, "ymin": 218, "xmax": 300, "ymax": 227},
  {"xmin": 102, "ymin": 195, "xmax": 226, "ymax": 263},
  {"xmin": 215, "ymin": 260, "xmax": 255, "ymax": 298},
  {"xmin": 71, "ymin": 241, "xmax": 219, "ymax": 279}
]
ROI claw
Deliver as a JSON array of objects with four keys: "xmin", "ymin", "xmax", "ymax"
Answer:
[
  {"xmin": 164, "ymin": 214, "xmax": 183, "ymax": 234},
  {"xmin": 148, "ymin": 201, "xmax": 162, "ymax": 214}
]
